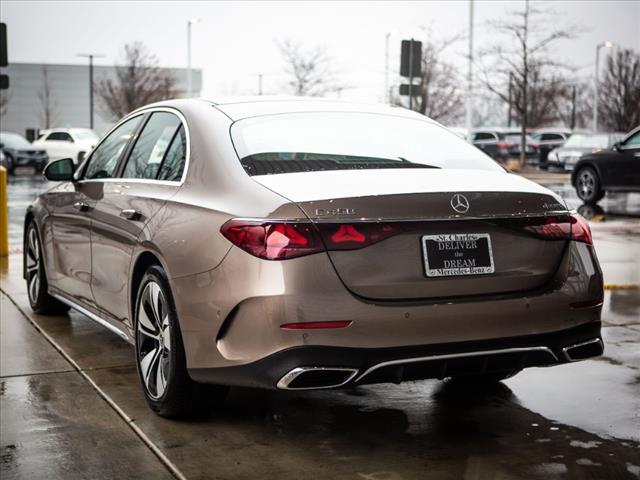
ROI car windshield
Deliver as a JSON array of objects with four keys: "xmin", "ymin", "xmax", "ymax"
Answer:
[
  {"xmin": 564, "ymin": 134, "xmax": 609, "ymax": 148},
  {"xmin": 231, "ymin": 113, "xmax": 501, "ymax": 176},
  {"xmin": 0, "ymin": 132, "xmax": 32, "ymax": 148}
]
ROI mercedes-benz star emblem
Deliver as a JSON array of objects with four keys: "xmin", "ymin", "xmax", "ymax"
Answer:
[{"xmin": 450, "ymin": 194, "xmax": 470, "ymax": 214}]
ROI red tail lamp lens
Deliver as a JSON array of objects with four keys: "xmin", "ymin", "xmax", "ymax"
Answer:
[
  {"xmin": 570, "ymin": 213, "xmax": 593, "ymax": 245},
  {"xmin": 221, "ymin": 220, "xmax": 400, "ymax": 260},
  {"xmin": 220, "ymin": 220, "xmax": 324, "ymax": 260},
  {"xmin": 321, "ymin": 223, "xmax": 397, "ymax": 250},
  {"xmin": 524, "ymin": 214, "xmax": 592, "ymax": 245},
  {"xmin": 524, "ymin": 216, "xmax": 571, "ymax": 240}
]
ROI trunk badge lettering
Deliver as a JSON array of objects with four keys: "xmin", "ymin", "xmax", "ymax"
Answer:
[
  {"xmin": 450, "ymin": 194, "xmax": 470, "ymax": 214},
  {"xmin": 315, "ymin": 208, "xmax": 356, "ymax": 216}
]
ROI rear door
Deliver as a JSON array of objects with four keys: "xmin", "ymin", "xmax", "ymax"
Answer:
[{"xmin": 90, "ymin": 110, "xmax": 187, "ymax": 326}]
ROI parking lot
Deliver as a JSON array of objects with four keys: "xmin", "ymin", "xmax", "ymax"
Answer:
[{"xmin": 1, "ymin": 172, "xmax": 639, "ymax": 480}]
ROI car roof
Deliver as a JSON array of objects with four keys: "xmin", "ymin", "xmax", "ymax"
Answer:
[{"xmin": 138, "ymin": 96, "xmax": 435, "ymax": 123}]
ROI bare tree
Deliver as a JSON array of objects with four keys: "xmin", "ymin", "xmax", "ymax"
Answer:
[
  {"xmin": 394, "ymin": 34, "xmax": 464, "ymax": 124},
  {"xmin": 96, "ymin": 42, "xmax": 177, "ymax": 120},
  {"xmin": 552, "ymin": 79, "xmax": 592, "ymax": 129},
  {"xmin": 0, "ymin": 90, "xmax": 10, "ymax": 117},
  {"xmin": 597, "ymin": 48, "xmax": 640, "ymax": 132},
  {"xmin": 37, "ymin": 65, "xmax": 58, "ymax": 128},
  {"xmin": 279, "ymin": 40, "xmax": 344, "ymax": 96},
  {"xmin": 478, "ymin": 0, "xmax": 575, "ymax": 163}
]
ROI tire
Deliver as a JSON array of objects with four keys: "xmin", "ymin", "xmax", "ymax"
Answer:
[
  {"xmin": 5, "ymin": 153, "xmax": 15, "ymax": 175},
  {"xmin": 575, "ymin": 167, "xmax": 605, "ymax": 204},
  {"xmin": 25, "ymin": 222, "xmax": 70, "ymax": 314},
  {"xmin": 134, "ymin": 265, "xmax": 228, "ymax": 418}
]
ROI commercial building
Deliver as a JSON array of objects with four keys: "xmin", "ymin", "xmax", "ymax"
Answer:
[{"xmin": 0, "ymin": 62, "xmax": 202, "ymax": 138}]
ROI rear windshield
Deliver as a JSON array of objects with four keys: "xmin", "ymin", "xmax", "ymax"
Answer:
[{"xmin": 230, "ymin": 113, "xmax": 501, "ymax": 176}]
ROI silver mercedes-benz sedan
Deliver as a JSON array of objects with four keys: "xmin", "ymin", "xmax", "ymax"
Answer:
[{"xmin": 25, "ymin": 97, "xmax": 604, "ymax": 417}]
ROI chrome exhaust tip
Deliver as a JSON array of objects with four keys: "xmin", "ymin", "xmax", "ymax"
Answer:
[
  {"xmin": 562, "ymin": 338, "xmax": 604, "ymax": 362},
  {"xmin": 277, "ymin": 367, "xmax": 359, "ymax": 390}
]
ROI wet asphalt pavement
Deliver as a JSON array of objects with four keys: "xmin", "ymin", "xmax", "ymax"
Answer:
[{"xmin": 1, "ymin": 172, "xmax": 639, "ymax": 480}]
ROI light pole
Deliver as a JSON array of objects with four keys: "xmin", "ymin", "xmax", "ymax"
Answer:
[
  {"xmin": 465, "ymin": 0, "xmax": 474, "ymax": 143},
  {"xmin": 385, "ymin": 32, "xmax": 391, "ymax": 103},
  {"xmin": 593, "ymin": 40, "xmax": 614, "ymax": 132},
  {"xmin": 77, "ymin": 53, "xmax": 105, "ymax": 130},
  {"xmin": 187, "ymin": 18, "xmax": 200, "ymax": 97}
]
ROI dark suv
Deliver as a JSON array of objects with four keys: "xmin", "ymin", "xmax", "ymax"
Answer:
[{"xmin": 472, "ymin": 129, "xmax": 540, "ymax": 164}]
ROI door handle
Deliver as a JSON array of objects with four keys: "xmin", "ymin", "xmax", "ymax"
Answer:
[
  {"xmin": 120, "ymin": 209, "xmax": 141, "ymax": 221},
  {"xmin": 73, "ymin": 201, "xmax": 91, "ymax": 212}
]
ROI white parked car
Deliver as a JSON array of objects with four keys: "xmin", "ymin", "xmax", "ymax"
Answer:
[{"xmin": 33, "ymin": 128, "xmax": 100, "ymax": 165}]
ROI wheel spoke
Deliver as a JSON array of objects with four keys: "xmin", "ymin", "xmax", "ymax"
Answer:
[
  {"xmin": 156, "ymin": 358, "xmax": 167, "ymax": 397},
  {"xmin": 28, "ymin": 274, "xmax": 39, "ymax": 301},
  {"xmin": 140, "ymin": 347, "xmax": 161, "ymax": 394},
  {"xmin": 162, "ymin": 316, "xmax": 171, "ymax": 351},
  {"xmin": 29, "ymin": 229, "xmax": 39, "ymax": 262},
  {"xmin": 149, "ymin": 282, "xmax": 163, "ymax": 325},
  {"xmin": 138, "ymin": 301, "xmax": 159, "ymax": 339}
]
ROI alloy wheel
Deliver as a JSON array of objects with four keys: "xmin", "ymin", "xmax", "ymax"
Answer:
[
  {"xmin": 136, "ymin": 281, "xmax": 172, "ymax": 400},
  {"xmin": 578, "ymin": 170, "xmax": 596, "ymax": 199},
  {"xmin": 26, "ymin": 227, "xmax": 41, "ymax": 304}
]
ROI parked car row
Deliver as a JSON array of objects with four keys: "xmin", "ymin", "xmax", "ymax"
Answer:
[
  {"xmin": 468, "ymin": 127, "xmax": 631, "ymax": 175},
  {"xmin": 0, "ymin": 128, "xmax": 98, "ymax": 175}
]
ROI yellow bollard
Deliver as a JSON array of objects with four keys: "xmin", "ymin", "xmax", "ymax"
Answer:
[{"xmin": 0, "ymin": 166, "xmax": 8, "ymax": 257}]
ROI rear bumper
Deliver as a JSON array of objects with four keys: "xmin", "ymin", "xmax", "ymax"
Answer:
[{"xmin": 188, "ymin": 321, "xmax": 603, "ymax": 389}]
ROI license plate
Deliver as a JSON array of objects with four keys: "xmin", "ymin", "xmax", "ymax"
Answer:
[{"xmin": 422, "ymin": 233, "xmax": 494, "ymax": 277}]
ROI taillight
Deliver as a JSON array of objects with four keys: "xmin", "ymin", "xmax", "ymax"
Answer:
[
  {"xmin": 321, "ymin": 222, "xmax": 397, "ymax": 250},
  {"xmin": 221, "ymin": 220, "xmax": 398, "ymax": 260},
  {"xmin": 497, "ymin": 141, "xmax": 515, "ymax": 149},
  {"xmin": 523, "ymin": 213, "xmax": 592, "ymax": 245},
  {"xmin": 524, "ymin": 216, "xmax": 571, "ymax": 240},
  {"xmin": 220, "ymin": 220, "xmax": 324, "ymax": 260},
  {"xmin": 570, "ymin": 212, "xmax": 593, "ymax": 245}
]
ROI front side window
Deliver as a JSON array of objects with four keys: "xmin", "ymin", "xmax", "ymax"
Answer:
[
  {"xmin": 122, "ymin": 112, "xmax": 182, "ymax": 180},
  {"xmin": 231, "ymin": 113, "xmax": 501, "ymax": 176},
  {"xmin": 84, "ymin": 116, "xmax": 142, "ymax": 180},
  {"xmin": 622, "ymin": 130, "xmax": 640, "ymax": 147}
]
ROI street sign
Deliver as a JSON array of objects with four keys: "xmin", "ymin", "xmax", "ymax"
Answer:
[
  {"xmin": 399, "ymin": 84, "xmax": 420, "ymax": 96},
  {"xmin": 400, "ymin": 39, "xmax": 422, "ymax": 77}
]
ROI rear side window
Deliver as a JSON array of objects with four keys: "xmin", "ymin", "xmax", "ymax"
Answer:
[
  {"xmin": 123, "ymin": 112, "xmax": 182, "ymax": 180},
  {"xmin": 157, "ymin": 126, "xmax": 186, "ymax": 181},
  {"xmin": 231, "ymin": 113, "xmax": 501, "ymax": 176},
  {"xmin": 541, "ymin": 133, "xmax": 564, "ymax": 141},
  {"xmin": 473, "ymin": 132, "xmax": 496, "ymax": 141},
  {"xmin": 84, "ymin": 116, "xmax": 142, "ymax": 180},
  {"xmin": 46, "ymin": 132, "xmax": 73, "ymax": 142}
]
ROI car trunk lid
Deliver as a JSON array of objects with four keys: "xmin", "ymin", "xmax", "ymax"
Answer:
[{"xmin": 254, "ymin": 169, "xmax": 570, "ymax": 300}]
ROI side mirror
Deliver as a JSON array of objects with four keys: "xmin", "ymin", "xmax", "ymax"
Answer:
[
  {"xmin": 613, "ymin": 142, "xmax": 622, "ymax": 151},
  {"xmin": 43, "ymin": 158, "xmax": 75, "ymax": 181}
]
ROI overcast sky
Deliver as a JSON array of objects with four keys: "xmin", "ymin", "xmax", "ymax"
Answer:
[{"xmin": 3, "ymin": 1, "xmax": 639, "ymax": 101}]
